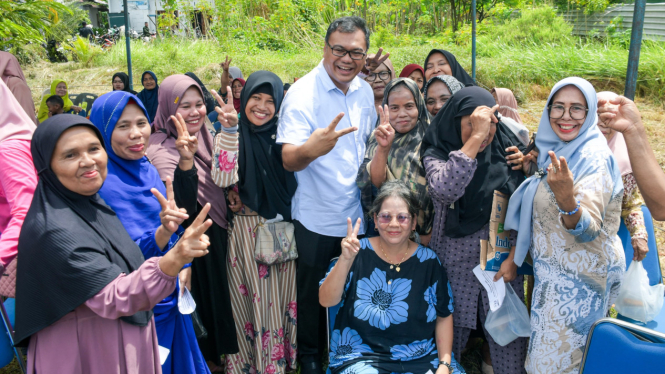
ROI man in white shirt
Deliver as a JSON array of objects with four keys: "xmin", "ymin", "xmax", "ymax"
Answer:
[{"xmin": 276, "ymin": 16, "xmax": 383, "ymax": 374}]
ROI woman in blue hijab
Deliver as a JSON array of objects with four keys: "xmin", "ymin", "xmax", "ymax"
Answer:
[
  {"xmin": 504, "ymin": 77, "xmax": 625, "ymax": 373},
  {"xmin": 137, "ymin": 71, "xmax": 159, "ymax": 123},
  {"xmin": 90, "ymin": 91, "xmax": 211, "ymax": 374}
]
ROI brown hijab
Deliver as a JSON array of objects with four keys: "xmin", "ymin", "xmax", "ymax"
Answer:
[
  {"xmin": 146, "ymin": 74, "xmax": 228, "ymax": 228},
  {"xmin": 491, "ymin": 87, "xmax": 522, "ymax": 124},
  {"xmin": 0, "ymin": 52, "xmax": 38, "ymax": 125}
]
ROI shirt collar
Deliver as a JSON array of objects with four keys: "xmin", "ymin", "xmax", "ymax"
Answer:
[{"xmin": 317, "ymin": 60, "xmax": 362, "ymax": 95}]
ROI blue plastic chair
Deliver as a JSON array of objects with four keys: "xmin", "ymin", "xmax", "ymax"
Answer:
[
  {"xmin": 579, "ymin": 318, "xmax": 665, "ymax": 373},
  {"xmin": 0, "ymin": 298, "xmax": 26, "ymax": 373}
]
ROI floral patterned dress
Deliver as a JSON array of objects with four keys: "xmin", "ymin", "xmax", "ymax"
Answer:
[
  {"xmin": 212, "ymin": 130, "xmax": 298, "ymax": 374},
  {"xmin": 321, "ymin": 238, "xmax": 465, "ymax": 374}
]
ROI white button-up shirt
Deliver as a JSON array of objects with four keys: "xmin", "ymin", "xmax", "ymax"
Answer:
[{"xmin": 277, "ymin": 61, "xmax": 377, "ymax": 237}]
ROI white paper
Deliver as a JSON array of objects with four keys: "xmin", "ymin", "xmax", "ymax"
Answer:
[
  {"xmin": 158, "ymin": 345, "xmax": 170, "ymax": 365},
  {"xmin": 473, "ymin": 264, "xmax": 506, "ymax": 311}
]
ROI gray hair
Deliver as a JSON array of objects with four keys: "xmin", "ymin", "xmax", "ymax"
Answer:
[
  {"xmin": 325, "ymin": 16, "xmax": 370, "ymax": 51},
  {"xmin": 368, "ymin": 180, "xmax": 420, "ymax": 219}
]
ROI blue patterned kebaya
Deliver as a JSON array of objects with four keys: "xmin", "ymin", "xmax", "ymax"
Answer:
[
  {"xmin": 390, "ymin": 338, "xmax": 436, "ymax": 361},
  {"xmin": 424, "ymin": 282, "xmax": 438, "ymax": 323},
  {"xmin": 354, "ymin": 268, "xmax": 411, "ymax": 330},
  {"xmin": 329, "ymin": 327, "xmax": 373, "ymax": 367}
]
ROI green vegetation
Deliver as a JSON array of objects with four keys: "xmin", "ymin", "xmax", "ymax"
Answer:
[{"xmin": 0, "ymin": 0, "xmax": 72, "ymax": 50}]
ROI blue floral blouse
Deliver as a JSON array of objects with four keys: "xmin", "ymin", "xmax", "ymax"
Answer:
[{"xmin": 320, "ymin": 238, "xmax": 461, "ymax": 374}]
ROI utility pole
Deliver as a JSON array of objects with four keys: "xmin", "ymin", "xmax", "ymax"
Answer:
[
  {"xmin": 123, "ymin": 0, "xmax": 134, "ymax": 90},
  {"xmin": 624, "ymin": 0, "xmax": 647, "ymax": 100}
]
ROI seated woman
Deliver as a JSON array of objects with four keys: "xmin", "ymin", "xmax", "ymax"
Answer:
[
  {"xmin": 320, "ymin": 180, "xmax": 464, "ymax": 374},
  {"xmin": 357, "ymin": 78, "xmax": 434, "ymax": 246},
  {"xmin": 596, "ymin": 91, "xmax": 648, "ymax": 261},
  {"xmin": 14, "ymin": 114, "xmax": 212, "ymax": 374},
  {"xmin": 423, "ymin": 50, "xmax": 474, "ymax": 87},
  {"xmin": 504, "ymin": 78, "xmax": 625, "ymax": 373},
  {"xmin": 423, "ymin": 75, "xmax": 464, "ymax": 117},
  {"xmin": 91, "ymin": 91, "xmax": 210, "ymax": 374},
  {"xmin": 137, "ymin": 71, "xmax": 159, "ymax": 123},
  {"xmin": 398, "ymin": 64, "xmax": 425, "ymax": 91},
  {"xmin": 211, "ymin": 71, "xmax": 299, "ymax": 374},
  {"xmin": 364, "ymin": 57, "xmax": 395, "ymax": 116},
  {"xmin": 420, "ymin": 87, "xmax": 528, "ymax": 374},
  {"xmin": 37, "ymin": 79, "xmax": 83, "ymax": 123},
  {"xmin": 112, "ymin": 72, "xmax": 138, "ymax": 94}
]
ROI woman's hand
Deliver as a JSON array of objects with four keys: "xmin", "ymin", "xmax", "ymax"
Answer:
[
  {"xmin": 470, "ymin": 104, "xmax": 499, "ymax": 140},
  {"xmin": 522, "ymin": 150, "xmax": 539, "ymax": 176},
  {"xmin": 494, "ymin": 251, "xmax": 518, "ymax": 283},
  {"xmin": 374, "ymin": 104, "xmax": 395, "ymax": 149},
  {"xmin": 71, "ymin": 105, "xmax": 83, "ymax": 113},
  {"xmin": 597, "ymin": 95, "xmax": 642, "ymax": 135},
  {"xmin": 632, "ymin": 237, "xmax": 649, "ymax": 261},
  {"xmin": 212, "ymin": 89, "xmax": 238, "ymax": 128},
  {"xmin": 436, "ymin": 364, "xmax": 451, "ymax": 374},
  {"xmin": 228, "ymin": 189, "xmax": 243, "ymax": 213},
  {"xmin": 159, "ymin": 203, "xmax": 213, "ymax": 277},
  {"xmin": 341, "ymin": 218, "xmax": 362, "ymax": 262},
  {"xmin": 219, "ymin": 55, "xmax": 232, "ymax": 72},
  {"xmin": 172, "ymin": 113, "xmax": 199, "ymax": 170},
  {"xmin": 151, "ymin": 176, "xmax": 189, "ymax": 234},
  {"xmin": 365, "ymin": 48, "xmax": 391, "ymax": 72},
  {"xmin": 546, "ymin": 151, "xmax": 576, "ymax": 210},
  {"xmin": 179, "ymin": 267, "xmax": 192, "ymax": 291},
  {"xmin": 505, "ymin": 146, "xmax": 524, "ymax": 171}
]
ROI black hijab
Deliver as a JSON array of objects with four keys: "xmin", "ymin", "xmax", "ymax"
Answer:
[
  {"xmin": 136, "ymin": 71, "xmax": 159, "ymax": 122},
  {"xmin": 237, "ymin": 71, "xmax": 297, "ymax": 221},
  {"xmin": 420, "ymin": 87, "xmax": 525, "ymax": 238},
  {"xmin": 185, "ymin": 72, "xmax": 218, "ymax": 115},
  {"xmin": 112, "ymin": 72, "xmax": 137, "ymax": 94},
  {"xmin": 424, "ymin": 49, "xmax": 475, "ymax": 87},
  {"xmin": 14, "ymin": 114, "xmax": 150, "ymax": 346}
]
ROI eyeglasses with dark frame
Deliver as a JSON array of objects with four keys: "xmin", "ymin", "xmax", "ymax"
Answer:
[
  {"xmin": 326, "ymin": 41, "xmax": 367, "ymax": 60},
  {"xmin": 548, "ymin": 104, "xmax": 588, "ymax": 120},
  {"xmin": 365, "ymin": 71, "xmax": 392, "ymax": 82},
  {"xmin": 376, "ymin": 212, "xmax": 412, "ymax": 225}
]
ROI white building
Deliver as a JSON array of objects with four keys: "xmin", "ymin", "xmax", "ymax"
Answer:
[{"xmin": 107, "ymin": 0, "xmax": 214, "ymax": 35}]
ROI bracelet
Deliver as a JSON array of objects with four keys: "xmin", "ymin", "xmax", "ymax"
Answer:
[
  {"xmin": 439, "ymin": 361, "xmax": 454, "ymax": 373},
  {"xmin": 557, "ymin": 201, "xmax": 580, "ymax": 216}
]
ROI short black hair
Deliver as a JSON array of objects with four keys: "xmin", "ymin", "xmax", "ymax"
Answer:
[
  {"xmin": 46, "ymin": 95, "xmax": 64, "ymax": 108},
  {"xmin": 283, "ymin": 83, "xmax": 291, "ymax": 91},
  {"xmin": 81, "ymin": 21, "xmax": 87, "ymax": 27},
  {"xmin": 325, "ymin": 16, "xmax": 370, "ymax": 51}
]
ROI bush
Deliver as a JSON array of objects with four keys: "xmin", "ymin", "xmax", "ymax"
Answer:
[{"xmin": 479, "ymin": 6, "xmax": 573, "ymax": 47}]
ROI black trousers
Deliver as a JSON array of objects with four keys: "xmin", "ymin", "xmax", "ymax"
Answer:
[{"xmin": 294, "ymin": 220, "xmax": 343, "ymax": 360}]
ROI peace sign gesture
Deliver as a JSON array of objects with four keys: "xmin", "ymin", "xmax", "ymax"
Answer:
[
  {"xmin": 159, "ymin": 203, "xmax": 214, "ymax": 276},
  {"xmin": 172, "ymin": 113, "xmax": 198, "ymax": 163},
  {"xmin": 219, "ymin": 55, "xmax": 232, "ymax": 72},
  {"xmin": 212, "ymin": 88, "xmax": 239, "ymax": 128},
  {"xmin": 365, "ymin": 48, "xmax": 391, "ymax": 72},
  {"xmin": 341, "ymin": 217, "xmax": 362, "ymax": 261},
  {"xmin": 374, "ymin": 104, "xmax": 394, "ymax": 149},
  {"xmin": 151, "ymin": 176, "xmax": 189, "ymax": 234},
  {"xmin": 308, "ymin": 113, "xmax": 357, "ymax": 158}
]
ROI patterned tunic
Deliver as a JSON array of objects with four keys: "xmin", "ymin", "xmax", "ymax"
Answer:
[
  {"xmin": 525, "ymin": 167, "xmax": 625, "ymax": 374},
  {"xmin": 212, "ymin": 130, "xmax": 298, "ymax": 374},
  {"xmin": 321, "ymin": 238, "xmax": 464, "ymax": 374},
  {"xmin": 424, "ymin": 152, "xmax": 528, "ymax": 374},
  {"xmin": 621, "ymin": 173, "xmax": 647, "ymax": 240}
]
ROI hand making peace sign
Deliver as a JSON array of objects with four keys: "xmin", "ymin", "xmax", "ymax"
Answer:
[
  {"xmin": 172, "ymin": 113, "xmax": 199, "ymax": 161},
  {"xmin": 308, "ymin": 113, "xmax": 357, "ymax": 158},
  {"xmin": 212, "ymin": 88, "xmax": 239, "ymax": 128},
  {"xmin": 150, "ymin": 176, "xmax": 189, "ymax": 234},
  {"xmin": 365, "ymin": 48, "xmax": 391, "ymax": 72},
  {"xmin": 160, "ymin": 203, "xmax": 214, "ymax": 276},
  {"xmin": 341, "ymin": 217, "xmax": 362, "ymax": 261},
  {"xmin": 374, "ymin": 104, "xmax": 395, "ymax": 149},
  {"xmin": 219, "ymin": 55, "xmax": 232, "ymax": 72}
]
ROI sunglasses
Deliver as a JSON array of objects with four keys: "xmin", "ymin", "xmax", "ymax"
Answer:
[{"xmin": 376, "ymin": 212, "xmax": 412, "ymax": 225}]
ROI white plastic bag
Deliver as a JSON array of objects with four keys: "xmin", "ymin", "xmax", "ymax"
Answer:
[
  {"xmin": 177, "ymin": 278, "xmax": 196, "ymax": 315},
  {"xmin": 615, "ymin": 261, "xmax": 664, "ymax": 323},
  {"xmin": 484, "ymin": 283, "xmax": 531, "ymax": 346}
]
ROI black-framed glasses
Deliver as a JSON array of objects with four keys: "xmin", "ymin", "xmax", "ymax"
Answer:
[
  {"xmin": 365, "ymin": 71, "xmax": 392, "ymax": 82},
  {"xmin": 326, "ymin": 41, "xmax": 366, "ymax": 60},
  {"xmin": 548, "ymin": 104, "xmax": 588, "ymax": 120}
]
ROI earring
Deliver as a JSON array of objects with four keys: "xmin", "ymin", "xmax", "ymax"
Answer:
[{"xmin": 374, "ymin": 227, "xmax": 378, "ymax": 232}]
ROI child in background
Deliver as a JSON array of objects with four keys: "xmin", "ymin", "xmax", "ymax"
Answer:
[{"xmin": 46, "ymin": 95, "xmax": 64, "ymax": 118}]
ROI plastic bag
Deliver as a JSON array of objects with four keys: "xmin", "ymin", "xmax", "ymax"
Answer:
[
  {"xmin": 484, "ymin": 283, "xmax": 531, "ymax": 346},
  {"xmin": 190, "ymin": 310, "xmax": 208, "ymax": 339},
  {"xmin": 177, "ymin": 278, "xmax": 196, "ymax": 315},
  {"xmin": 615, "ymin": 261, "xmax": 664, "ymax": 323}
]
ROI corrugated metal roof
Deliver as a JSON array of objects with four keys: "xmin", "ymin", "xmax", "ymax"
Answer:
[{"xmin": 562, "ymin": 3, "xmax": 665, "ymax": 40}]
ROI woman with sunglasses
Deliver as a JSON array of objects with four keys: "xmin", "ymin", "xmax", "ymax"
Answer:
[
  {"xmin": 505, "ymin": 78, "xmax": 624, "ymax": 373},
  {"xmin": 320, "ymin": 180, "xmax": 465, "ymax": 374}
]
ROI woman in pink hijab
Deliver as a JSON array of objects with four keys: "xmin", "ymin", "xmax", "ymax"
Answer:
[
  {"xmin": 597, "ymin": 91, "xmax": 648, "ymax": 261},
  {"xmin": 0, "ymin": 79, "xmax": 38, "ymax": 284},
  {"xmin": 0, "ymin": 52, "xmax": 38, "ymax": 125}
]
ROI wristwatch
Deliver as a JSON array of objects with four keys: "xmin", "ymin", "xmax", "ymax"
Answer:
[{"xmin": 439, "ymin": 360, "xmax": 454, "ymax": 373}]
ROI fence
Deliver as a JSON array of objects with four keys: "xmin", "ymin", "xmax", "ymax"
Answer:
[{"xmin": 562, "ymin": 3, "xmax": 665, "ymax": 40}]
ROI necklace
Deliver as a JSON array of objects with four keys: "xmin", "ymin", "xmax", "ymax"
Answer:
[{"xmin": 379, "ymin": 240, "xmax": 411, "ymax": 276}]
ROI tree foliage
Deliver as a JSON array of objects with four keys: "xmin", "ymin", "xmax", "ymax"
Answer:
[{"xmin": 0, "ymin": 0, "xmax": 72, "ymax": 49}]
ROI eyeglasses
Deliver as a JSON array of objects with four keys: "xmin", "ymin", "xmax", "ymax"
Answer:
[
  {"xmin": 548, "ymin": 104, "xmax": 588, "ymax": 120},
  {"xmin": 326, "ymin": 41, "xmax": 367, "ymax": 60},
  {"xmin": 365, "ymin": 71, "xmax": 392, "ymax": 82},
  {"xmin": 377, "ymin": 213, "xmax": 412, "ymax": 225}
]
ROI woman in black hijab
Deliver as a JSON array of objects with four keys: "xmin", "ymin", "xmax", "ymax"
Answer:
[
  {"xmin": 112, "ymin": 72, "xmax": 137, "ymax": 94},
  {"xmin": 185, "ymin": 72, "xmax": 218, "ymax": 115},
  {"xmin": 14, "ymin": 114, "xmax": 212, "ymax": 374},
  {"xmin": 423, "ymin": 49, "xmax": 475, "ymax": 87},
  {"xmin": 419, "ymin": 87, "xmax": 528, "ymax": 373},
  {"xmin": 210, "ymin": 71, "xmax": 299, "ymax": 373}
]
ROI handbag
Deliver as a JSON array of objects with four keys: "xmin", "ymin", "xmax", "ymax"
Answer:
[
  {"xmin": 253, "ymin": 221, "xmax": 298, "ymax": 265},
  {"xmin": 0, "ymin": 258, "xmax": 17, "ymax": 298}
]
